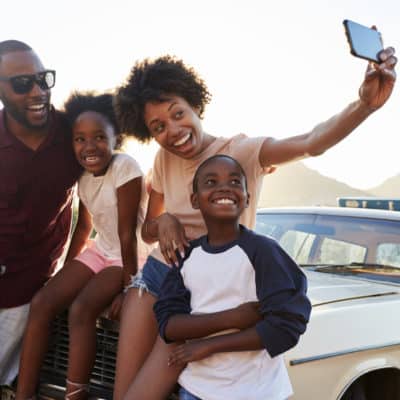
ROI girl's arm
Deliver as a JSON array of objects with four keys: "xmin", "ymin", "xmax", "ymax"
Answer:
[
  {"xmin": 142, "ymin": 189, "xmax": 189, "ymax": 265},
  {"xmin": 64, "ymin": 200, "xmax": 92, "ymax": 262},
  {"xmin": 117, "ymin": 176, "xmax": 143, "ymax": 287},
  {"xmin": 258, "ymin": 47, "xmax": 396, "ymax": 168}
]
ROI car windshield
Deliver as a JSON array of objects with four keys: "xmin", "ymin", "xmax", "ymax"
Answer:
[{"xmin": 255, "ymin": 211, "xmax": 400, "ymax": 284}]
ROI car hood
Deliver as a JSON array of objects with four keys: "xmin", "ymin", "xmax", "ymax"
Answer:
[{"xmin": 304, "ymin": 269, "xmax": 400, "ymax": 306}]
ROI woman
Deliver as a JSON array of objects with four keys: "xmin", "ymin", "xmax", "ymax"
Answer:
[{"xmin": 113, "ymin": 51, "xmax": 396, "ymax": 400}]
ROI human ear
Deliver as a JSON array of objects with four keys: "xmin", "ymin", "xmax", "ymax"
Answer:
[
  {"xmin": 192, "ymin": 105, "xmax": 202, "ymax": 117},
  {"xmin": 191, "ymin": 193, "xmax": 199, "ymax": 209},
  {"xmin": 114, "ymin": 134, "xmax": 123, "ymax": 149},
  {"xmin": 245, "ymin": 192, "xmax": 250, "ymax": 208}
]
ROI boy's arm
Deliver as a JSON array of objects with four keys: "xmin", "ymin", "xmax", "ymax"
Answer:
[
  {"xmin": 167, "ymin": 327, "xmax": 263, "ymax": 366},
  {"xmin": 154, "ymin": 268, "xmax": 262, "ymax": 342},
  {"xmin": 252, "ymin": 239, "xmax": 311, "ymax": 357},
  {"xmin": 168, "ymin": 238, "xmax": 312, "ymax": 365}
]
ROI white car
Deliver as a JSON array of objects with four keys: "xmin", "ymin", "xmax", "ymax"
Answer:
[
  {"xmin": 40, "ymin": 206, "xmax": 400, "ymax": 400},
  {"xmin": 256, "ymin": 206, "xmax": 400, "ymax": 400}
]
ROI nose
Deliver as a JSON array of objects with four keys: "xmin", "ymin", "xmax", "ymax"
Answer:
[
  {"xmin": 84, "ymin": 138, "xmax": 97, "ymax": 151},
  {"xmin": 29, "ymin": 81, "xmax": 47, "ymax": 97},
  {"xmin": 167, "ymin": 120, "xmax": 182, "ymax": 138}
]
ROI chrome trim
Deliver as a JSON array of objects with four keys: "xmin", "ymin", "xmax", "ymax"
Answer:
[
  {"xmin": 290, "ymin": 341, "xmax": 400, "ymax": 366},
  {"xmin": 312, "ymin": 291, "xmax": 399, "ymax": 307}
]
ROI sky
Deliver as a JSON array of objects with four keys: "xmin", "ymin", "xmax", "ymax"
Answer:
[{"xmin": 2, "ymin": 0, "xmax": 400, "ymax": 190}]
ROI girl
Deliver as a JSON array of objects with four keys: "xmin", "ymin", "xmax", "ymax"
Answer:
[
  {"xmin": 16, "ymin": 92, "xmax": 148, "ymax": 400},
  {"xmin": 113, "ymin": 51, "xmax": 396, "ymax": 400}
]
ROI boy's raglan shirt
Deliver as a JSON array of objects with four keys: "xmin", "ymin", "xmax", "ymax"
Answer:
[{"xmin": 154, "ymin": 226, "xmax": 311, "ymax": 400}]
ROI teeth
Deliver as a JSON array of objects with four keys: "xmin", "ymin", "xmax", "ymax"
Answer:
[
  {"xmin": 84, "ymin": 156, "xmax": 99, "ymax": 163},
  {"xmin": 173, "ymin": 133, "xmax": 191, "ymax": 147},
  {"xmin": 28, "ymin": 104, "xmax": 45, "ymax": 111},
  {"xmin": 215, "ymin": 198, "xmax": 234, "ymax": 205}
]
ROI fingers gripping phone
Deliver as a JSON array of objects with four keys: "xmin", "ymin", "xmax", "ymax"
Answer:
[{"xmin": 343, "ymin": 20, "xmax": 383, "ymax": 63}]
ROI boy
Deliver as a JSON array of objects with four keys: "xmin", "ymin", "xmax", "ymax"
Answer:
[{"xmin": 154, "ymin": 155, "xmax": 311, "ymax": 400}]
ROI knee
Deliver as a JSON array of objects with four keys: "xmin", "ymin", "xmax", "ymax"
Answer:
[
  {"xmin": 69, "ymin": 298, "xmax": 96, "ymax": 329},
  {"xmin": 29, "ymin": 291, "xmax": 56, "ymax": 323}
]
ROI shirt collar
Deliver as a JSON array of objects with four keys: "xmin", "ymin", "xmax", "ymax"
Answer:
[{"xmin": 0, "ymin": 110, "xmax": 13, "ymax": 149}]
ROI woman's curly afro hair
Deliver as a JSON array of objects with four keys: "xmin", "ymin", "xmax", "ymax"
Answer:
[{"xmin": 114, "ymin": 55, "xmax": 212, "ymax": 143}]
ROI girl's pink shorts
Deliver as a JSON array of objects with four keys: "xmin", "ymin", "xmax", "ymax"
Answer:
[{"xmin": 75, "ymin": 241, "xmax": 123, "ymax": 274}]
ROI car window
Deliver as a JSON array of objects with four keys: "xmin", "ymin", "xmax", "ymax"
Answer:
[
  {"xmin": 317, "ymin": 237, "xmax": 367, "ymax": 265},
  {"xmin": 377, "ymin": 243, "xmax": 400, "ymax": 267},
  {"xmin": 256, "ymin": 211, "xmax": 400, "ymax": 280},
  {"xmin": 280, "ymin": 231, "xmax": 316, "ymax": 264}
]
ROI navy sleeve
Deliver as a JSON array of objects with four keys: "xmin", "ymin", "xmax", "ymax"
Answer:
[
  {"xmin": 241, "ymin": 229, "xmax": 311, "ymax": 357},
  {"xmin": 153, "ymin": 266, "xmax": 191, "ymax": 343}
]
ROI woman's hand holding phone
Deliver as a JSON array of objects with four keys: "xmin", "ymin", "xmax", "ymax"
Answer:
[
  {"xmin": 343, "ymin": 20, "xmax": 397, "ymax": 111},
  {"xmin": 358, "ymin": 46, "xmax": 397, "ymax": 112}
]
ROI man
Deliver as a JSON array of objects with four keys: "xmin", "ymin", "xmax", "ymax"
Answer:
[{"xmin": 0, "ymin": 40, "xmax": 81, "ymax": 391}]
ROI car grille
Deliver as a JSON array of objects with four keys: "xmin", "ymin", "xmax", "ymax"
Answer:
[{"xmin": 40, "ymin": 312, "xmax": 119, "ymax": 399}]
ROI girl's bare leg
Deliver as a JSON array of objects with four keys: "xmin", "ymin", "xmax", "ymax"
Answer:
[
  {"xmin": 66, "ymin": 266, "xmax": 123, "ymax": 400},
  {"xmin": 113, "ymin": 289, "xmax": 158, "ymax": 400},
  {"xmin": 16, "ymin": 261, "xmax": 94, "ymax": 400},
  {"xmin": 123, "ymin": 336, "xmax": 184, "ymax": 400}
]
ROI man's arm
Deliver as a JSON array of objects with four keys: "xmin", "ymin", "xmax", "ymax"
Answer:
[{"xmin": 259, "ymin": 47, "xmax": 397, "ymax": 167}]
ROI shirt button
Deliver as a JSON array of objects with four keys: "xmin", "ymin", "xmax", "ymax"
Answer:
[{"xmin": 0, "ymin": 265, "xmax": 6, "ymax": 276}]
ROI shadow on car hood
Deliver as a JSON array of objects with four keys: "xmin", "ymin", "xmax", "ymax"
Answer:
[{"xmin": 304, "ymin": 270, "xmax": 399, "ymax": 306}]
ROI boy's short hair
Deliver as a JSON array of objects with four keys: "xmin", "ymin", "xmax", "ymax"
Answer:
[
  {"xmin": 114, "ymin": 55, "xmax": 212, "ymax": 143},
  {"xmin": 63, "ymin": 91, "xmax": 120, "ymax": 134},
  {"xmin": 192, "ymin": 155, "xmax": 248, "ymax": 193}
]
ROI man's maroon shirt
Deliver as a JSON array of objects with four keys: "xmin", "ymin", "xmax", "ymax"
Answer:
[{"xmin": 0, "ymin": 109, "xmax": 82, "ymax": 307}]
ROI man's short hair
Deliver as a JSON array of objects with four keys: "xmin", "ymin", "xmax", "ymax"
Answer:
[{"xmin": 0, "ymin": 40, "xmax": 32, "ymax": 63}]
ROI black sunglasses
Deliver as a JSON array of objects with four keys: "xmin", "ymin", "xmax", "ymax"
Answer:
[{"xmin": 0, "ymin": 70, "xmax": 56, "ymax": 94}]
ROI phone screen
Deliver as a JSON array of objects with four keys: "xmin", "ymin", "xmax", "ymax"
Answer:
[{"xmin": 343, "ymin": 20, "xmax": 383, "ymax": 63}]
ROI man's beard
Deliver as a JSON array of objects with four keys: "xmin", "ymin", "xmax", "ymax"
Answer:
[{"xmin": 1, "ymin": 96, "xmax": 50, "ymax": 131}]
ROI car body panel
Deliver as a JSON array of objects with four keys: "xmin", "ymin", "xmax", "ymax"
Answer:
[{"xmin": 256, "ymin": 207, "xmax": 400, "ymax": 399}]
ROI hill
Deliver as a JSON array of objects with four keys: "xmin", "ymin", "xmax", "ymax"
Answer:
[
  {"xmin": 257, "ymin": 161, "xmax": 371, "ymax": 207},
  {"xmin": 368, "ymin": 174, "xmax": 400, "ymax": 197}
]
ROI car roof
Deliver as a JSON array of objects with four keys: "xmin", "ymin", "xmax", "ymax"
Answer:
[{"xmin": 257, "ymin": 206, "xmax": 400, "ymax": 221}]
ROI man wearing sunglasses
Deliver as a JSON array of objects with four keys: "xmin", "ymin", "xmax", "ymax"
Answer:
[{"xmin": 0, "ymin": 40, "xmax": 82, "ymax": 393}]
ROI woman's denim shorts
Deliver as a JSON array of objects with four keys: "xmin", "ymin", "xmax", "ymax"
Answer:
[
  {"xmin": 128, "ymin": 256, "xmax": 170, "ymax": 297},
  {"xmin": 179, "ymin": 387, "xmax": 202, "ymax": 400}
]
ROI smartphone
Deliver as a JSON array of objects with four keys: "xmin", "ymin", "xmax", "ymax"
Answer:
[{"xmin": 343, "ymin": 20, "xmax": 383, "ymax": 63}]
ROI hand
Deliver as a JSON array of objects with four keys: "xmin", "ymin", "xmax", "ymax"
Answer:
[
  {"xmin": 168, "ymin": 340, "xmax": 213, "ymax": 366},
  {"xmin": 107, "ymin": 293, "xmax": 124, "ymax": 320},
  {"xmin": 123, "ymin": 270, "xmax": 133, "ymax": 289},
  {"xmin": 358, "ymin": 45, "xmax": 397, "ymax": 111},
  {"xmin": 157, "ymin": 213, "xmax": 189, "ymax": 265},
  {"xmin": 230, "ymin": 301, "xmax": 262, "ymax": 330}
]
